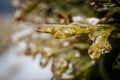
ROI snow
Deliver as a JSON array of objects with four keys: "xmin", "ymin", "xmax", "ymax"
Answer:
[{"xmin": 0, "ymin": 42, "xmax": 53, "ymax": 80}]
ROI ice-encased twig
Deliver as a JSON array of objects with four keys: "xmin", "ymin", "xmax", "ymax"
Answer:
[{"xmin": 36, "ymin": 23, "xmax": 116, "ymax": 59}]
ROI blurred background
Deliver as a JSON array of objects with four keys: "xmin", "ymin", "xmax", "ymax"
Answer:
[{"xmin": 0, "ymin": 0, "xmax": 52, "ymax": 80}]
